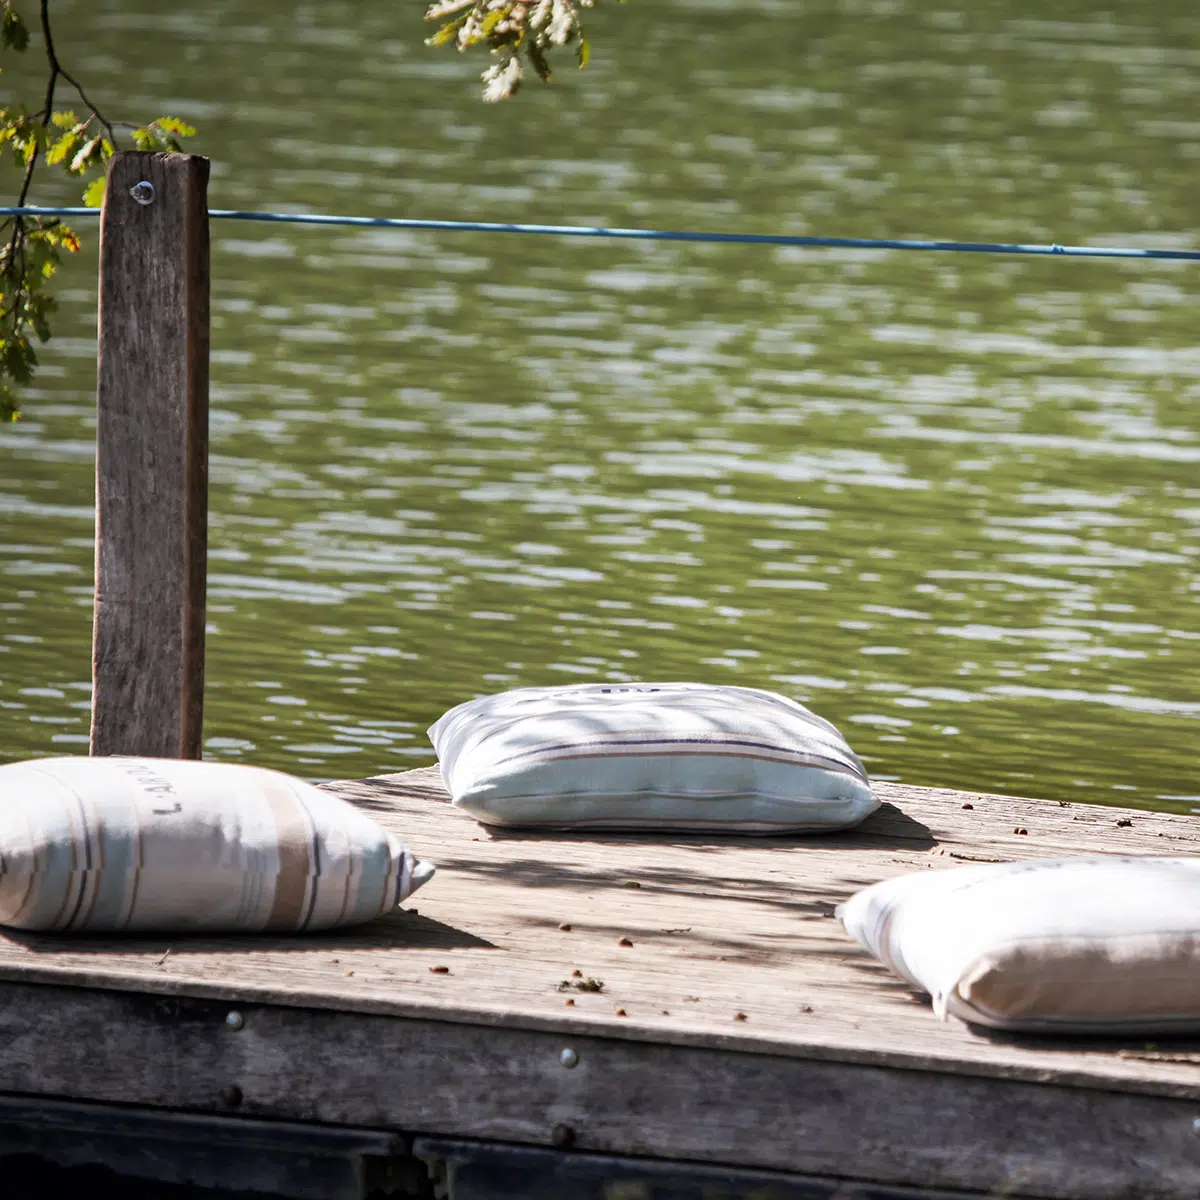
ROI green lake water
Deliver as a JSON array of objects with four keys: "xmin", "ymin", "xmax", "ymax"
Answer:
[{"xmin": 1, "ymin": 0, "xmax": 1197, "ymax": 808}]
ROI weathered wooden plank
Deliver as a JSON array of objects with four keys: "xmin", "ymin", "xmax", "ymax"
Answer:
[
  {"xmin": 0, "ymin": 769, "xmax": 1197, "ymax": 1104},
  {"xmin": 91, "ymin": 150, "xmax": 210, "ymax": 759},
  {"xmin": 0, "ymin": 981, "xmax": 1198, "ymax": 1199}
]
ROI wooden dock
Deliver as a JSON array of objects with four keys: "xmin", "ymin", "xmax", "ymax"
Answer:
[
  {"xmin": 23, "ymin": 152, "xmax": 1192, "ymax": 1198},
  {"xmin": 2, "ymin": 768, "xmax": 1199, "ymax": 1199}
]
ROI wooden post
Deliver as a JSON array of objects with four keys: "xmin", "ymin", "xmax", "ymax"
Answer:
[{"xmin": 91, "ymin": 151, "xmax": 210, "ymax": 759}]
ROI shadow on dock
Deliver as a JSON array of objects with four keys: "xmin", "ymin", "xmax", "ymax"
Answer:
[{"xmin": 1, "ymin": 909, "xmax": 496, "ymax": 959}]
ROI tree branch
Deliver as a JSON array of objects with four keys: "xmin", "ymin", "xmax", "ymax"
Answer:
[
  {"xmin": 13, "ymin": 0, "xmax": 58, "ymax": 211},
  {"xmin": 39, "ymin": 0, "xmax": 115, "ymax": 144}
]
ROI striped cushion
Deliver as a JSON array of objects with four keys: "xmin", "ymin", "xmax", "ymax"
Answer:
[
  {"xmin": 0, "ymin": 756, "xmax": 434, "ymax": 933},
  {"xmin": 838, "ymin": 857, "xmax": 1200, "ymax": 1033},
  {"xmin": 429, "ymin": 683, "xmax": 876, "ymax": 832}
]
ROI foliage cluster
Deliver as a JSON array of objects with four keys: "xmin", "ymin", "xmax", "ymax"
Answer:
[
  {"xmin": 1, "ymin": 0, "xmax": 616, "ymax": 418},
  {"xmin": 425, "ymin": 0, "xmax": 618, "ymax": 102}
]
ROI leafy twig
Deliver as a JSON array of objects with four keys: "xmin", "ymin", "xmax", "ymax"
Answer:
[
  {"xmin": 39, "ymin": 0, "xmax": 115, "ymax": 147},
  {"xmin": 0, "ymin": 0, "xmax": 197, "ymax": 419},
  {"xmin": 425, "ymin": 0, "xmax": 616, "ymax": 102}
]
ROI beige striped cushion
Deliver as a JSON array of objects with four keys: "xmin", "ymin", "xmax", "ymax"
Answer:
[
  {"xmin": 0, "ymin": 756, "xmax": 434, "ymax": 933},
  {"xmin": 429, "ymin": 682, "xmax": 876, "ymax": 832},
  {"xmin": 838, "ymin": 856, "xmax": 1200, "ymax": 1034}
]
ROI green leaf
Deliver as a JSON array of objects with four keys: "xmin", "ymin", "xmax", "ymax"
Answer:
[
  {"xmin": 23, "ymin": 233, "xmax": 58, "ymax": 281},
  {"xmin": 426, "ymin": 14, "xmax": 468, "ymax": 47},
  {"xmin": 46, "ymin": 131, "xmax": 81, "ymax": 166},
  {"xmin": 51, "ymin": 110, "xmax": 80, "ymax": 130},
  {"xmin": 28, "ymin": 292, "xmax": 56, "ymax": 340},
  {"xmin": 577, "ymin": 38, "xmax": 590, "ymax": 69},
  {"xmin": 481, "ymin": 7, "xmax": 509, "ymax": 36},
  {"xmin": 1, "ymin": 8, "xmax": 29, "ymax": 52},
  {"xmin": 82, "ymin": 176, "xmax": 105, "ymax": 207},
  {"xmin": 3, "ymin": 337, "xmax": 37, "ymax": 385},
  {"xmin": 155, "ymin": 116, "xmax": 196, "ymax": 137},
  {"xmin": 528, "ymin": 42, "xmax": 551, "ymax": 83},
  {"xmin": 131, "ymin": 126, "xmax": 155, "ymax": 151}
]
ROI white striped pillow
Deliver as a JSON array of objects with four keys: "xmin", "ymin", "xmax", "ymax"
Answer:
[
  {"xmin": 429, "ymin": 682, "xmax": 876, "ymax": 833},
  {"xmin": 0, "ymin": 756, "xmax": 434, "ymax": 933},
  {"xmin": 838, "ymin": 856, "xmax": 1200, "ymax": 1033}
]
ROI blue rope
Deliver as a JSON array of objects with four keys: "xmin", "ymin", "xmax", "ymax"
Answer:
[{"xmin": 3, "ymin": 204, "xmax": 1198, "ymax": 262}]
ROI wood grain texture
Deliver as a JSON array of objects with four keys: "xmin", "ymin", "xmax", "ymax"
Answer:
[
  {"xmin": 91, "ymin": 151, "xmax": 210, "ymax": 759},
  {"xmin": 0, "ymin": 768, "xmax": 1197, "ymax": 1108},
  {"xmin": 1, "ymin": 981, "xmax": 1198, "ymax": 1198}
]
